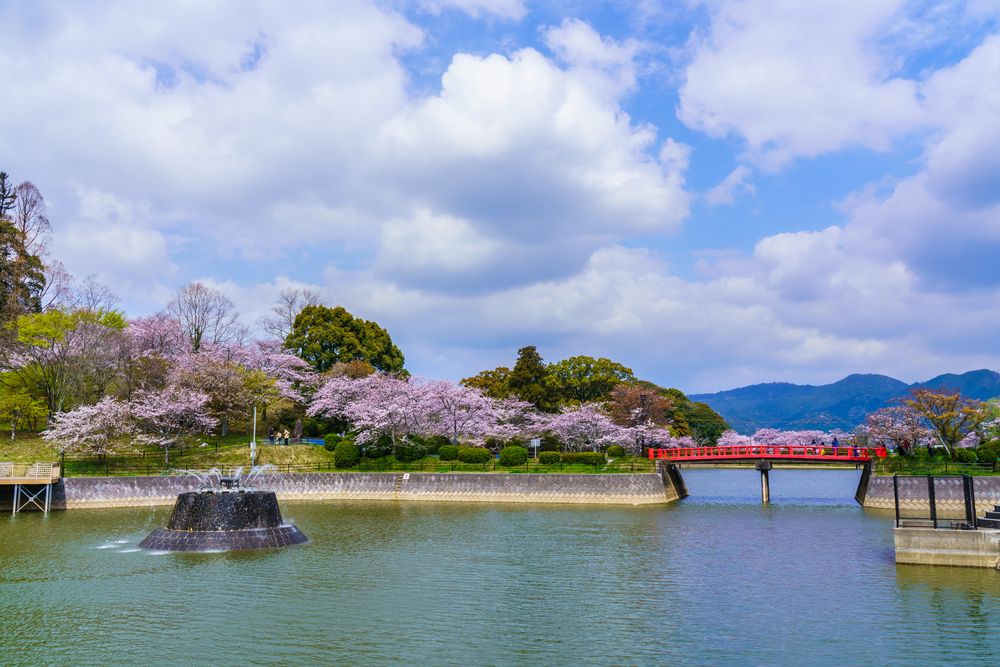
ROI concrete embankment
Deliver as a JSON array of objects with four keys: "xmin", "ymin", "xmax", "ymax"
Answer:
[
  {"xmin": 2, "ymin": 464, "xmax": 687, "ymax": 510},
  {"xmin": 859, "ymin": 474, "xmax": 1000, "ymax": 510}
]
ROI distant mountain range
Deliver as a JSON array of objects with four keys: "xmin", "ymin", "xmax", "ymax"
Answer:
[{"xmin": 689, "ymin": 369, "xmax": 1000, "ymax": 434}]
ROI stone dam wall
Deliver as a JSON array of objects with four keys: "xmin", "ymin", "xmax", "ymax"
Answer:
[
  {"xmin": 1, "ymin": 466, "xmax": 686, "ymax": 510},
  {"xmin": 861, "ymin": 474, "xmax": 1000, "ymax": 510}
]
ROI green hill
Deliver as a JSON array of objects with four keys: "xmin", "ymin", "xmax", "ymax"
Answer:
[{"xmin": 690, "ymin": 369, "xmax": 1000, "ymax": 433}]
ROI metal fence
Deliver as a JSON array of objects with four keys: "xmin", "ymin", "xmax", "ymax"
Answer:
[{"xmin": 893, "ymin": 474, "xmax": 978, "ymax": 529}]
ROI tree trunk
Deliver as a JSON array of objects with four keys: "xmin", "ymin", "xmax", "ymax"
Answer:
[{"xmin": 164, "ymin": 446, "xmax": 169, "ymax": 466}]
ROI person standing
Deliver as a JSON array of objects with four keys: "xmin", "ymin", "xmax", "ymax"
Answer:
[
  {"xmin": 283, "ymin": 428, "xmax": 290, "ymax": 446},
  {"xmin": 268, "ymin": 428, "xmax": 275, "ymax": 446}
]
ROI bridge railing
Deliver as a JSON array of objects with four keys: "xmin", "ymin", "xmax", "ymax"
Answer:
[
  {"xmin": 893, "ymin": 474, "xmax": 978, "ymax": 529},
  {"xmin": 647, "ymin": 445, "xmax": 887, "ymax": 461}
]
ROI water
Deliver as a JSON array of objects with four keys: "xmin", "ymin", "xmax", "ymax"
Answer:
[{"xmin": 2, "ymin": 469, "xmax": 999, "ymax": 666}]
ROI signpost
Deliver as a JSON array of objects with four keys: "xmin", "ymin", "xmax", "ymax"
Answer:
[{"xmin": 530, "ymin": 437, "xmax": 540, "ymax": 458}]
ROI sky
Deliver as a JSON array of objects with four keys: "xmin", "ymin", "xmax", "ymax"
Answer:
[{"xmin": 2, "ymin": 0, "xmax": 999, "ymax": 393}]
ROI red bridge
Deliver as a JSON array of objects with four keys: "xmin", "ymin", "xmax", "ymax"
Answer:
[{"xmin": 647, "ymin": 444, "xmax": 888, "ymax": 463}]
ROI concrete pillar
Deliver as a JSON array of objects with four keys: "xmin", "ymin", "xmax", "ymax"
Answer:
[{"xmin": 756, "ymin": 460, "xmax": 773, "ymax": 504}]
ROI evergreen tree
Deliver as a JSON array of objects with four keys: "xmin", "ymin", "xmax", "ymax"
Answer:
[
  {"xmin": 285, "ymin": 305, "xmax": 405, "ymax": 374},
  {"xmin": 507, "ymin": 345, "xmax": 557, "ymax": 412}
]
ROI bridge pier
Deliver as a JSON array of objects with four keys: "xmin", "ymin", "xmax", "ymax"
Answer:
[{"xmin": 756, "ymin": 460, "xmax": 772, "ymax": 504}]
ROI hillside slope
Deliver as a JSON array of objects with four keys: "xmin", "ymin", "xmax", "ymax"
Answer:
[{"xmin": 690, "ymin": 369, "xmax": 1000, "ymax": 433}]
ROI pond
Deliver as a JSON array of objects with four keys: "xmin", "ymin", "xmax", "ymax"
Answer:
[{"xmin": 2, "ymin": 469, "xmax": 998, "ymax": 666}]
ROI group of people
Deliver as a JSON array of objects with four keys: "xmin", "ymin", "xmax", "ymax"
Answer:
[{"xmin": 268, "ymin": 427, "xmax": 291, "ymax": 445}]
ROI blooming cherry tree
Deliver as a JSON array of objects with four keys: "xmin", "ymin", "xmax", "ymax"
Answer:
[
  {"xmin": 545, "ymin": 403, "xmax": 630, "ymax": 452},
  {"xmin": 42, "ymin": 396, "xmax": 135, "ymax": 456},
  {"xmin": 132, "ymin": 387, "xmax": 217, "ymax": 465}
]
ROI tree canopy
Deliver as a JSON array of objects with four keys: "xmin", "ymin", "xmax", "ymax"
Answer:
[{"xmin": 284, "ymin": 304, "xmax": 405, "ymax": 374}]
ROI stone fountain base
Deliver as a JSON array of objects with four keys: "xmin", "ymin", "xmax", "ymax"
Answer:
[{"xmin": 139, "ymin": 490, "xmax": 307, "ymax": 552}]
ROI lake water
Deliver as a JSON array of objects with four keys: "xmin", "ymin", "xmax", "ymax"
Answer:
[{"xmin": 2, "ymin": 469, "xmax": 999, "ymax": 666}]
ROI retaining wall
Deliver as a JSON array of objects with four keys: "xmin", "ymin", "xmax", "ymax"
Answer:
[
  {"xmin": 861, "ymin": 475, "xmax": 1000, "ymax": 510},
  {"xmin": 3, "ymin": 466, "xmax": 686, "ymax": 510}
]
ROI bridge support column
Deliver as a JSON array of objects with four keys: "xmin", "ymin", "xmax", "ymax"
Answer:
[{"xmin": 756, "ymin": 460, "xmax": 772, "ymax": 504}]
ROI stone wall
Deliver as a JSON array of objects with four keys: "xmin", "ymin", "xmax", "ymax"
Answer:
[
  {"xmin": 5, "ymin": 466, "xmax": 686, "ymax": 511},
  {"xmin": 862, "ymin": 474, "xmax": 1000, "ymax": 510}
]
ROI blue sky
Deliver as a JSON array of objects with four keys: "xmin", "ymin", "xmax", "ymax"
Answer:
[{"xmin": 2, "ymin": 0, "xmax": 999, "ymax": 392}]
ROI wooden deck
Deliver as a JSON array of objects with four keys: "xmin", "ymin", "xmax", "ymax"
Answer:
[{"xmin": 0, "ymin": 462, "xmax": 61, "ymax": 485}]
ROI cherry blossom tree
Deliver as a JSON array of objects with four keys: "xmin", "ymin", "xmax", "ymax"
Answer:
[
  {"xmin": 717, "ymin": 430, "xmax": 752, "ymax": 447},
  {"xmin": 309, "ymin": 373, "xmax": 433, "ymax": 446},
  {"xmin": 864, "ymin": 406, "xmax": 934, "ymax": 454},
  {"xmin": 132, "ymin": 387, "xmax": 217, "ymax": 465},
  {"xmin": 421, "ymin": 379, "xmax": 497, "ymax": 444},
  {"xmin": 544, "ymin": 403, "xmax": 631, "ymax": 452},
  {"xmin": 752, "ymin": 428, "xmax": 832, "ymax": 446},
  {"xmin": 42, "ymin": 396, "xmax": 135, "ymax": 456}
]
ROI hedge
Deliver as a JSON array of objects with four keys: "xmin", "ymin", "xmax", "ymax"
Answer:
[
  {"xmin": 324, "ymin": 433, "xmax": 341, "ymax": 452},
  {"xmin": 606, "ymin": 445, "xmax": 625, "ymax": 458},
  {"xmin": 538, "ymin": 451, "xmax": 561, "ymax": 464},
  {"xmin": 499, "ymin": 445, "xmax": 529, "ymax": 467},
  {"xmin": 438, "ymin": 444, "xmax": 460, "ymax": 461},
  {"xmin": 562, "ymin": 452, "xmax": 606, "ymax": 466},
  {"xmin": 458, "ymin": 447, "xmax": 492, "ymax": 464}
]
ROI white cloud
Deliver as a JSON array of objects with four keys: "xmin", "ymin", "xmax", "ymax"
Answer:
[
  {"xmin": 679, "ymin": 0, "xmax": 924, "ymax": 168},
  {"xmin": 704, "ymin": 165, "xmax": 754, "ymax": 206},
  {"xmin": 417, "ymin": 0, "xmax": 526, "ymax": 20}
]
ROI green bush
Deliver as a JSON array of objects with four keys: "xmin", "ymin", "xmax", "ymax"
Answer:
[
  {"xmin": 955, "ymin": 448, "xmax": 978, "ymax": 464},
  {"xmin": 499, "ymin": 445, "xmax": 529, "ymax": 467},
  {"xmin": 362, "ymin": 434, "xmax": 393, "ymax": 459},
  {"xmin": 539, "ymin": 432, "xmax": 561, "ymax": 452},
  {"xmin": 423, "ymin": 435, "xmax": 450, "ymax": 455},
  {"xmin": 562, "ymin": 451, "xmax": 605, "ymax": 466},
  {"xmin": 323, "ymin": 433, "xmax": 341, "ymax": 451},
  {"xmin": 458, "ymin": 447, "xmax": 492, "ymax": 464},
  {"xmin": 606, "ymin": 445, "xmax": 625, "ymax": 458},
  {"xmin": 394, "ymin": 439, "xmax": 427, "ymax": 463},
  {"xmin": 538, "ymin": 451, "xmax": 561, "ymax": 464},
  {"xmin": 975, "ymin": 447, "xmax": 996, "ymax": 464},
  {"xmin": 438, "ymin": 444, "xmax": 460, "ymax": 461},
  {"xmin": 334, "ymin": 441, "xmax": 360, "ymax": 468}
]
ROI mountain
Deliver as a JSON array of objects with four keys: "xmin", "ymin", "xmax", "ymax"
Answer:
[{"xmin": 690, "ymin": 369, "xmax": 1000, "ymax": 434}]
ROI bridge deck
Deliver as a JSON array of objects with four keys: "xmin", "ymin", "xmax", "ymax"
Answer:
[{"xmin": 649, "ymin": 445, "xmax": 885, "ymax": 464}]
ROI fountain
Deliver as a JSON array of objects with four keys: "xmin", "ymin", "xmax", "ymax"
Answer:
[{"xmin": 139, "ymin": 466, "xmax": 308, "ymax": 552}]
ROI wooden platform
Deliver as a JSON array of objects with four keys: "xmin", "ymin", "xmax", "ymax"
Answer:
[
  {"xmin": 2, "ymin": 462, "xmax": 61, "ymax": 515},
  {"xmin": 0, "ymin": 462, "xmax": 61, "ymax": 485}
]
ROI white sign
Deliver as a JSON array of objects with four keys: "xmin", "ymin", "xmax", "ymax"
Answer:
[{"xmin": 530, "ymin": 438, "xmax": 541, "ymax": 447}]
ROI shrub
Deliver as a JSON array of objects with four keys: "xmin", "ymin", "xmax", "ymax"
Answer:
[
  {"xmin": 438, "ymin": 444, "xmax": 460, "ymax": 461},
  {"xmin": 499, "ymin": 445, "xmax": 529, "ymax": 467},
  {"xmin": 606, "ymin": 445, "xmax": 625, "ymax": 458},
  {"xmin": 975, "ymin": 447, "xmax": 997, "ymax": 464},
  {"xmin": 458, "ymin": 447, "xmax": 492, "ymax": 464},
  {"xmin": 539, "ymin": 432, "xmax": 561, "ymax": 452},
  {"xmin": 539, "ymin": 451, "xmax": 561, "ymax": 465},
  {"xmin": 323, "ymin": 433, "xmax": 341, "ymax": 451},
  {"xmin": 424, "ymin": 435, "xmax": 450, "ymax": 455},
  {"xmin": 334, "ymin": 441, "xmax": 360, "ymax": 468},
  {"xmin": 362, "ymin": 434, "xmax": 393, "ymax": 459},
  {"xmin": 394, "ymin": 440, "xmax": 427, "ymax": 463},
  {"xmin": 955, "ymin": 448, "xmax": 978, "ymax": 464},
  {"xmin": 563, "ymin": 451, "xmax": 605, "ymax": 466}
]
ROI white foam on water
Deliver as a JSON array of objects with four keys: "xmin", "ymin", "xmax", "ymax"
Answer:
[
  {"xmin": 145, "ymin": 550, "xmax": 170, "ymax": 556},
  {"xmin": 117, "ymin": 548, "xmax": 141, "ymax": 553},
  {"xmin": 94, "ymin": 544, "xmax": 117, "ymax": 549},
  {"xmin": 113, "ymin": 539, "xmax": 130, "ymax": 544}
]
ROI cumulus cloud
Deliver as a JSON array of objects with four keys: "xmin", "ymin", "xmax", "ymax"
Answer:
[{"xmin": 679, "ymin": 0, "xmax": 924, "ymax": 168}]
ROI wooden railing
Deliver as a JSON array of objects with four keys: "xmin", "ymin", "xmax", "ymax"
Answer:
[{"xmin": 0, "ymin": 462, "xmax": 61, "ymax": 484}]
